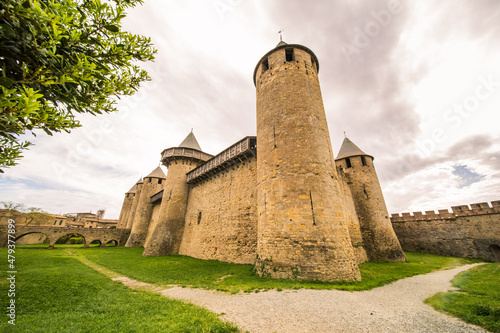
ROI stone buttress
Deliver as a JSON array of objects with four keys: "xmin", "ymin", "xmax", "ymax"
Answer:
[
  {"xmin": 335, "ymin": 137, "xmax": 406, "ymax": 262},
  {"xmin": 253, "ymin": 41, "xmax": 361, "ymax": 281}
]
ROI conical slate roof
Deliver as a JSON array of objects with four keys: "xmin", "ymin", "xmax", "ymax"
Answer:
[
  {"xmin": 146, "ymin": 166, "xmax": 166, "ymax": 179},
  {"xmin": 178, "ymin": 131, "xmax": 202, "ymax": 151},
  {"xmin": 126, "ymin": 183, "xmax": 137, "ymax": 194},
  {"xmin": 335, "ymin": 137, "xmax": 373, "ymax": 160},
  {"xmin": 276, "ymin": 40, "xmax": 287, "ymax": 47}
]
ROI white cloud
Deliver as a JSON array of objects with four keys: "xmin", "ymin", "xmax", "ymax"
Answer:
[{"xmin": 2, "ymin": 0, "xmax": 500, "ymax": 218}]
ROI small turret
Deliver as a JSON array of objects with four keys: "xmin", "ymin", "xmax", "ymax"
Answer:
[
  {"xmin": 335, "ymin": 137, "xmax": 406, "ymax": 262},
  {"xmin": 125, "ymin": 167, "xmax": 166, "ymax": 247},
  {"xmin": 125, "ymin": 178, "xmax": 143, "ymax": 229},
  {"xmin": 142, "ymin": 131, "xmax": 213, "ymax": 256},
  {"xmin": 117, "ymin": 183, "xmax": 137, "ymax": 229}
]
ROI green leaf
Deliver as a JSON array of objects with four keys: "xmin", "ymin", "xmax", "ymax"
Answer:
[
  {"xmin": 0, "ymin": 77, "xmax": 14, "ymax": 88},
  {"xmin": 104, "ymin": 25, "xmax": 119, "ymax": 32}
]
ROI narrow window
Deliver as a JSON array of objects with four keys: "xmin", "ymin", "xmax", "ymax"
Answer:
[
  {"xmin": 285, "ymin": 48, "xmax": 294, "ymax": 62},
  {"xmin": 361, "ymin": 156, "xmax": 367, "ymax": 166},
  {"xmin": 53, "ymin": 221, "xmax": 57, "ymax": 225},
  {"xmin": 197, "ymin": 211, "xmax": 202, "ymax": 225},
  {"xmin": 262, "ymin": 58, "xmax": 269, "ymax": 72},
  {"xmin": 59, "ymin": 220, "xmax": 63, "ymax": 225},
  {"xmin": 345, "ymin": 158, "xmax": 352, "ymax": 168},
  {"xmin": 311, "ymin": 56, "xmax": 317, "ymax": 71},
  {"xmin": 158, "ymin": 178, "xmax": 163, "ymax": 185}
]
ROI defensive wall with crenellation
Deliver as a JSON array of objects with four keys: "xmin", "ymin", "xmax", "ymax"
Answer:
[{"xmin": 391, "ymin": 201, "xmax": 500, "ymax": 262}]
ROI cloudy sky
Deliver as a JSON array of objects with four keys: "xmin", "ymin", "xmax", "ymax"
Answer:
[{"xmin": 1, "ymin": 0, "xmax": 499, "ymax": 219}]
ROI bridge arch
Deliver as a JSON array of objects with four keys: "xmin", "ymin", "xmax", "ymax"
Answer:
[
  {"xmin": 105, "ymin": 240, "xmax": 118, "ymax": 247},
  {"xmin": 15, "ymin": 232, "xmax": 49, "ymax": 246},
  {"xmin": 53, "ymin": 233, "xmax": 86, "ymax": 248},
  {"xmin": 489, "ymin": 244, "xmax": 500, "ymax": 262},
  {"xmin": 88, "ymin": 239, "xmax": 102, "ymax": 247}
]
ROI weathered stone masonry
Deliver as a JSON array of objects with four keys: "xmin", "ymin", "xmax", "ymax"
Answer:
[
  {"xmin": 118, "ymin": 41, "xmax": 407, "ymax": 281},
  {"xmin": 391, "ymin": 201, "xmax": 500, "ymax": 262}
]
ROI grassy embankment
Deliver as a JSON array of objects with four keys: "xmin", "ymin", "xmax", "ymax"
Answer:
[
  {"xmin": 76, "ymin": 246, "xmax": 482, "ymax": 293},
  {"xmin": 0, "ymin": 248, "xmax": 240, "ymax": 332},
  {"xmin": 426, "ymin": 263, "xmax": 500, "ymax": 333}
]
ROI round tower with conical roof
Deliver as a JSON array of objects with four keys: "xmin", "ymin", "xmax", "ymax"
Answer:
[
  {"xmin": 143, "ymin": 131, "xmax": 213, "ymax": 256},
  {"xmin": 117, "ymin": 183, "xmax": 137, "ymax": 229},
  {"xmin": 125, "ymin": 167, "xmax": 167, "ymax": 247},
  {"xmin": 335, "ymin": 137, "xmax": 406, "ymax": 262},
  {"xmin": 125, "ymin": 178, "xmax": 143, "ymax": 230},
  {"xmin": 254, "ymin": 41, "xmax": 360, "ymax": 281}
]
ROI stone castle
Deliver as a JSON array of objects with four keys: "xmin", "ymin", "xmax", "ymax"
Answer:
[{"xmin": 117, "ymin": 41, "xmax": 407, "ymax": 281}]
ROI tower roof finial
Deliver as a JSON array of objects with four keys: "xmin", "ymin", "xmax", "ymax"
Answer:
[{"xmin": 278, "ymin": 28, "xmax": 284, "ymax": 42}]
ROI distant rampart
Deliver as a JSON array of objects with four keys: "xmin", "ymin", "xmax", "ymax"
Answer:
[{"xmin": 391, "ymin": 201, "xmax": 500, "ymax": 262}]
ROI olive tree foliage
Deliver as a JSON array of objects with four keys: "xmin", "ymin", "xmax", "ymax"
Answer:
[{"xmin": 0, "ymin": 0, "xmax": 156, "ymax": 171}]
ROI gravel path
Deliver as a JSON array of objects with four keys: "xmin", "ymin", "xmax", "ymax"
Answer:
[{"xmin": 113, "ymin": 263, "xmax": 488, "ymax": 333}]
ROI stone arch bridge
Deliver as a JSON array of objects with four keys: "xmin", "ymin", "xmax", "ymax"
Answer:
[{"xmin": 0, "ymin": 225, "xmax": 130, "ymax": 248}]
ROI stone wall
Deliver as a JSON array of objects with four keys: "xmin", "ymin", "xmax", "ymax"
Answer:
[
  {"xmin": 391, "ymin": 201, "xmax": 500, "ymax": 261},
  {"xmin": 336, "ymin": 167, "xmax": 368, "ymax": 264},
  {"xmin": 179, "ymin": 157, "xmax": 258, "ymax": 264}
]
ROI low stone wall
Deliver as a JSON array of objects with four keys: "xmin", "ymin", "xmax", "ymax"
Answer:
[{"xmin": 391, "ymin": 201, "xmax": 500, "ymax": 262}]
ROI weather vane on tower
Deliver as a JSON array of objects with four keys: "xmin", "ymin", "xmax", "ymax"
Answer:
[{"xmin": 278, "ymin": 28, "xmax": 284, "ymax": 42}]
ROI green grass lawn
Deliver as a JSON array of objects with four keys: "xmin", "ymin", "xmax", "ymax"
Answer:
[
  {"xmin": 0, "ymin": 248, "xmax": 239, "ymax": 332},
  {"xmin": 3, "ymin": 245, "xmax": 492, "ymax": 332},
  {"xmin": 426, "ymin": 263, "xmax": 500, "ymax": 333},
  {"xmin": 77, "ymin": 246, "xmax": 481, "ymax": 293}
]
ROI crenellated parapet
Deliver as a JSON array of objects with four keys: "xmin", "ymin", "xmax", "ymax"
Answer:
[{"xmin": 391, "ymin": 200, "xmax": 500, "ymax": 222}]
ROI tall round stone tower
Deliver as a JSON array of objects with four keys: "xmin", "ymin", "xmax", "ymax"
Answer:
[
  {"xmin": 142, "ymin": 132, "xmax": 212, "ymax": 256},
  {"xmin": 117, "ymin": 183, "xmax": 137, "ymax": 229},
  {"xmin": 335, "ymin": 137, "xmax": 406, "ymax": 262},
  {"xmin": 125, "ymin": 167, "xmax": 166, "ymax": 247},
  {"xmin": 125, "ymin": 178, "xmax": 143, "ymax": 230},
  {"xmin": 254, "ymin": 41, "xmax": 361, "ymax": 281}
]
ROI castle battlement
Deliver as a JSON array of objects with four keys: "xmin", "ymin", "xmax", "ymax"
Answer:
[{"xmin": 391, "ymin": 200, "xmax": 500, "ymax": 222}]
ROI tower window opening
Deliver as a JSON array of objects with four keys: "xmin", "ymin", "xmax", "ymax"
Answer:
[
  {"xmin": 345, "ymin": 158, "xmax": 352, "ymax": 168},
  {"xmin": 311, "ymin": 56, "xmax": 317, "ymax": 71},
  {"xmin": 197, "ymin": 211, "xmax": 202, "ymax": 225},
  {"xmin": 262, "ymin": 58, "xmax": 269, "ymax": 72},
  {"xmin": 361, "ymin": 156, "xmax": 367, "ymax": 166},
  {"xmin": 158, "ymin": 178, "xmax": 163, "ymax": 185},
  {"xmin": 285, "ymin": 48, "xmax": 294, "ymax": 62}
]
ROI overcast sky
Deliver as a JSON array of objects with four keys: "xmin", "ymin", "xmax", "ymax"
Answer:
[{"xmin": 1, "ymin": 0, "xmax": 499, "ymax": 219}]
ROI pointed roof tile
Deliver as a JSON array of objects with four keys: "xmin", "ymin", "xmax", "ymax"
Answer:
[
  {"xmin": 276, "ymin": 40, "xmax": 287, "ymax": 47},
  {"xmin": 336, "ymin": 137, "xmax": 373, "ymax": 160},
  {"xmin": 126, "ymin": 183, "xmax": 137, "ymax": 194},
  {"xmin": 178, "ymin": 131, "xmax": 202, "ymax": 151},
  {"xmin": 145, "ymin": 166, "xmax": 166, "ymax": 179}
]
